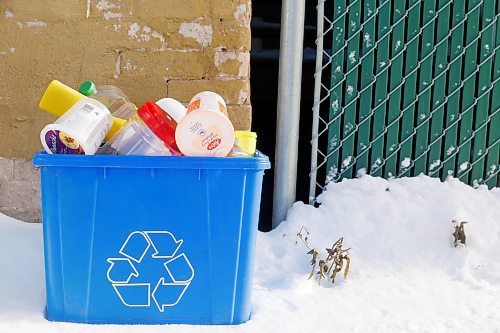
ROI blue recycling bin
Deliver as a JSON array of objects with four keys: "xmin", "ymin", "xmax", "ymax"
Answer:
[{"xmin": 33, "ymin": 152, "xmax": 270, "ymax": 325}]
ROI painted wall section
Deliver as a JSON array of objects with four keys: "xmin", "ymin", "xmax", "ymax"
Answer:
[
  {"xmin": 0, "ymin": 0, "xmax": 252, "ymax": 222},
  {"xmin": 0, "ymin": 0, "xmax": 252, "ymax": 158}
]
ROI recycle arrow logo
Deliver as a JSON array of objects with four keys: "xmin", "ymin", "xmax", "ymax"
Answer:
[{"xmin": 107, "ymin": 230, "xmax": 195, "ymax": 311}]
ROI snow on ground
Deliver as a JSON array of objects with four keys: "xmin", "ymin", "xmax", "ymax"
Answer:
[{"xmin": 1, "ymin": 175, "xmax": 499, "ymax": 332}]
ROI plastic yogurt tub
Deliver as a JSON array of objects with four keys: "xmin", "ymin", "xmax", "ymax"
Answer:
[
  {"xmin": 187, "ymin": 91, "xmax": 228, "ymax": 117},
  {"xmin": 40, "ymin": 97, "xmax": 113, "ymax": 155},
  {"xmin": 175, "ymin": 92, "xmax": 235, "ymax": 157}
]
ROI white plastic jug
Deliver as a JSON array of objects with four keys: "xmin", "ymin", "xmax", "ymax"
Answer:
[{"xmin": 40, "ymin": 97, "xmax": 113, "ymax": 155}]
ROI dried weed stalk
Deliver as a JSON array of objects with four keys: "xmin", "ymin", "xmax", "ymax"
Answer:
[
  {"xmin": 296, "ymin": 227, "xmax": 351, "ymax": 285},
  {"xmin": 452, "ymin": 220, "xmax": 468, "ymax": 247}
]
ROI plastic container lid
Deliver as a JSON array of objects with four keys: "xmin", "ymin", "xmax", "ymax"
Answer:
[
  {"xmin": 79, "ymin": 81, "xmax": 97, "ymax": 97},
  {"xmin": 156, "ymin": 98, "xmax": 187, "ymax": 123},
  {"xmin": 137, "ymin": 101, "xmax": 179, "ymax": 154}
]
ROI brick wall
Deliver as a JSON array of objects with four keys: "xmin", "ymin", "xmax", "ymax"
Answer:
[{"xmin": 0, "ymin": 0, "xmax": 252, "ymax": 222}]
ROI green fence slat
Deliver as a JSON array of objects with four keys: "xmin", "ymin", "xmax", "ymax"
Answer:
[
  {"xmin": 442, "ymin": 0, "xmax": 466, "ymax": 180},
  {"xmin": 485, "ymin": 11, "xmax": 500, "ymax": 188},
  {"xmin": 428, "ymin": 0, "xmax": 451, "ymax": 176},
  {"xmin": 370, "ymin": 0, "xmax": 391, "ymax": 177},
  {"xmin": 413, "ymin": 0, "xmax": 437, "ymax": 175},
  {"xmin": 384, "ymin": 1, "xmax": 407, "ymax": 178},
  {"xmin": 326, "ymin": 0, "xmax": 347, "ymax": 180},
  {"xmin": 356, "ymin": 0, "xmax": 376, "ymax": 174},
  {"xmin": 322, "ymin": 0, "xmax": 499, "ymax": 190},
  {"xmin": 398, "ymin": 0, "xmax": 421, "ymax": 176},
  {"xmin": 470, "ymin": 0, "xmax": 496, "ymax": 185},
  {"xmin": 340, "ymin": 0, "xmax": 362, "ymax": 179},
  {"xmin": 456, "ymin": 0, "xmax": 481, "ymax": 183}
]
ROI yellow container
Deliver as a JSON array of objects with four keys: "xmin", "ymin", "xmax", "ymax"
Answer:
[
  {"xmin": 39, "ymin": 80, "xmax": 126, "ymax": 141},
  {"xmin": 233, "ymin": 130, "xmax": 257, "ymax": 157}
]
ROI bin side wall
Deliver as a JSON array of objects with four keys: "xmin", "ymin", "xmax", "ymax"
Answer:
[
  {"xmin": 0, "ymin": 0, "xmax": 252, "ymax": 159},
  {"xmin": 40, "ymin": 165, "xmax": 265, "ymax": 324}
]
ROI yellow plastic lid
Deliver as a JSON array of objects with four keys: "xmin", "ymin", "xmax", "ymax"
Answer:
[{"xmin": 234, "ymin": 130, "xmax": 257, "ymax": 138}]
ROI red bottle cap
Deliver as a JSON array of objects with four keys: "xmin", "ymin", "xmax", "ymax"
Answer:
[{"xmin": 137, "ymin": 101, "xmax": 182, "ymax": 155}]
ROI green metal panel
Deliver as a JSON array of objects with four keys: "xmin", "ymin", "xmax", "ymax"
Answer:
[
  {"xmin": 356, "ymin": 0, "xmax": 376, "ymax": 174},
  {"xmin": 427, "ymin": 0, "xmax": 451, "ymax": 177},
  {"xmin": 413, "ymin": 0, "xmax": 437, "ymax": 175},
  {"xmin": 470, "ymin": 0, "xmax": 496, "ymax": 185},
  {"xmin": 442, "ymin": 0, "xmax": 466, "ymax": 179},
  {"xmin": 322, "ymin": 0, "xmax": 499, "ymax": 189},
  {"xmin": 384, "ymin": 1, "xmax": 406, "ymax": 178},
  {"xmin": 399, "ymin": 0, "xmax": 421, "ymax": 176},
  {"xmin": 340, "ymin": 0, "xmax": 362, "ymax": 178},
  {"xmin": 370, "ymin": 0, "xmax": 391, "ymax": 177},
  {"xmin": 456, "ymin": 0, "xmax": 481, "ymax": 182},
  {"xmin": 326, "ymin": 0, "xmax": 347, "ymax": 179},
  {"xmin": 485, "ymin": 10, "xmax": 500, "ymax": 188}
]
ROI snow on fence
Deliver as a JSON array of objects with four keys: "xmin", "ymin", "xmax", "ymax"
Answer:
[{"xmin": 310, "ymin": 0, "xmax": 500, "ymax": 203}]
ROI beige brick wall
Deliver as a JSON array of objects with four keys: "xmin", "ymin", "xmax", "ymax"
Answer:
[{"xmin": 0, "ymin": 0, "xmax": 252, "ymax": 222}]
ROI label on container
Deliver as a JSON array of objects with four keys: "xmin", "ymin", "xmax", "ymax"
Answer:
[
  {"xmin": 187, "ymin": 92, "xmax": 228, "ymax": 117},
  {"xmin": 60, "ymin": 102, "xmax": 106, "ymax": 128},
  {"xmin": 106, "ymin": 230, "xmax": 195, "ymax": 311},
  {"xmin": 176, "ymin": 109, "xmax": 234, "ymax": 157},
  {"xmin": 44, "ymin": 130, "xmax": 85, "ymax": 154},
  {"xmin": 189, "ymin": 123, "xmax": 224, "ymax": 154},
  {"xmin": 187, "ymin": 99, "xmax": 201, "ymax": 113},
  {"xmin": 217, "ymin": 101, "xmax": 227, "ymax": 115}
]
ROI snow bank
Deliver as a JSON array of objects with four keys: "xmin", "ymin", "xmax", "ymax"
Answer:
[
  {"xmin": 254, "ymin": 176, "xmax": 500, "ymax": 332},
  {"xmin": 0, "ymin": 175, "xmax": 499, "ymax": 332}
]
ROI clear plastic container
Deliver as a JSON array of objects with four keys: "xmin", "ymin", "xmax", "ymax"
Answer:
[
  {"xmin": 98, "ymin": 101, "xmax": 181, "ymax": 156},
  {"xmin": 79, "ymin": 81, "xmax": 136, "ymax": 120}
]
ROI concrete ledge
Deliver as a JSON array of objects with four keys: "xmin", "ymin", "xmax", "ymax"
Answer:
[{"xmin": 0, "ymin": 157, "xmax": 40, "ymax": 223}]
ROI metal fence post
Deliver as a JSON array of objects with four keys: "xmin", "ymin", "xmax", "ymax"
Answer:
[
  {"xmin": 309, "ymin": 0, "xmax": 325, "ymax": 204},
  {"xmin": 272, "ymin": 0, "xmax": 306, "ymax": 228}
]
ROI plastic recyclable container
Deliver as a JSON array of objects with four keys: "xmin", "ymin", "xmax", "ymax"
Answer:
[
  {"xmin": 187, "ymin": 91, "xmax": 228, "ymax": 117},
  {"xmin": 231, "ymin": 131, "xmax": 257, "ymax": 157},
  {"xmin": 176, "ymin": 92, "xmax": 235, "ymax": 157},
  {"xmin": 33, "ymin": 152, "xmax": 270, "ymax": 324},
  {"xmin": 39, "ymin": 80, "xmax": 127, "ymax": 140},
  {"xmin": 99, "ymin": 101, "xmax": 180, "ymax": 156},
  {"xmin": 40, "ymin": 97, "xmax": 113, "ymax": 155},
  {"xmin": 79, "ymin": 81, "xmax": 137, "ymax": 120},
  {"xmin": 156, "ymin": 98, "xmax": 187, "ymax": 123}
]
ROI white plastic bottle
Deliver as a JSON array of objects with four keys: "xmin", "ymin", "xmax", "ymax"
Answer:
[{"xmin": 79, "ymin": 81, "xmax": 136, "ymax": 120}]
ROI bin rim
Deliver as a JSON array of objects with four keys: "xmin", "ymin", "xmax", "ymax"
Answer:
[{"xmin": 33, "ymin": 151, "xmax": 271, "ymax": 170}]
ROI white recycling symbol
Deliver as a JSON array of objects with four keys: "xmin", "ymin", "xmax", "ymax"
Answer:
[{"xmin": 107, "ymin": 231, "xmax": 195, "ymax": 312}]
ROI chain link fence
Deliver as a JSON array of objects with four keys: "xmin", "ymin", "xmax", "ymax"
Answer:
[{"xmin": 310, "ymin": 0, "xmax": 500, "ymax": 203}]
